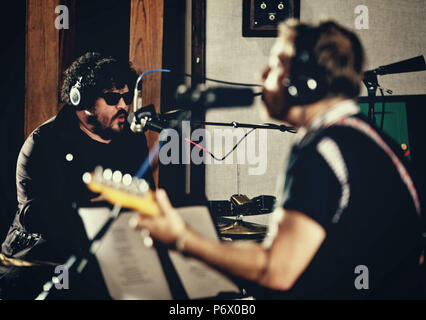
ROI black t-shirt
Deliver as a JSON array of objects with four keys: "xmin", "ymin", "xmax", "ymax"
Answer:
[
  {"xmin": 63, "ymin": 122, "xmax": 156, "ymax": 208},
  {"xmin": 274, "ymin": 113, "xmax": 423, "ymax": 299}
]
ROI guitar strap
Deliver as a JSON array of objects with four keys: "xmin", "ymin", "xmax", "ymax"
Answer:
[{"xmin": 334, "ymin": 117, "xmax": 421, "ymax": 217}]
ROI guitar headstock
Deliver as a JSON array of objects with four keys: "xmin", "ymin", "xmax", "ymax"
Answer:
[{"xmin": 82, "ymin": 166, "xmax": 159, "ymax": 216}]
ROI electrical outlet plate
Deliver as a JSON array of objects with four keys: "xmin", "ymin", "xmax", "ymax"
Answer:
[{"xmin": 243, "ymin": 0, "xmax": 300, "ymax": 37}]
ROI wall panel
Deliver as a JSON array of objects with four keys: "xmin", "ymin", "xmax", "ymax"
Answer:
[
  {"xmin": 25, "ymin": 0, "xmax": 60, "ymax": 137},
  {"xmin": 129, "ymin": 0, "xmax": 164, "ymax": 187}
]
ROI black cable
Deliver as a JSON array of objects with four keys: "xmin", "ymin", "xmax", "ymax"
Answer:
[
  {"xmin": 161, "ymin": 70, "xmax": 280, "ymax": 161},
  {"xmin": 195, "ymin": 75, "xmax": 261, "ymax": 87},
  {"xmin": 187, "ymin": 121, "xmax": 296, "ymax": 161},
  {"xmin": 169, "ymin": 71, "xmax": 261, "ymax": 87},
  {"xmin": 187, "ymin": 128, "xmax": 257, "ymax": 161},
  {"xmin": 192, "ymin": 121, "xmax": 297, "ymax": 133},
  {"xmin": 214, "ymin": 128, "xmax": 257, "ymax": 161}
]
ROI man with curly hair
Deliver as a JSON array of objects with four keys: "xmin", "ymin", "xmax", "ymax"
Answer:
[{"xmin": 0, "ymin": 52, "xmax": 154, "ymax": 299}]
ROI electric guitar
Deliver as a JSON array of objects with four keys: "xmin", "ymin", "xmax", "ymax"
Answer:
[{"xmin": 82, "ymin": 166, "xmax": 160, "ymax": 216}]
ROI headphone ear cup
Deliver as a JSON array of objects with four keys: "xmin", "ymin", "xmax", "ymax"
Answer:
[
  {"xmin": 285, "ymin": 76, "xmax": 324, "ymax": 107},
  {"xmin": 70, "ymin": 86, "xmax": 81, "ymax": 107},
  {"xmin": 70, "ymin": 76, "xmax": 84, "ymax": 108},
  {"xmin": 284, "ymin": 81, "xmax": 300, "ymax": 108}
]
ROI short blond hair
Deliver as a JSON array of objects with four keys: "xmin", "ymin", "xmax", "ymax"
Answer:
[{"xmin": 278, "ymin": 19, "xmax": 365, "ymax": 99}]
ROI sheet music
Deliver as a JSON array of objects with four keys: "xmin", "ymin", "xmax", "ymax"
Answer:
[
  {"xmin": 78, "ymin": 206, "xmax": 241, "ymax": 300},
  {"xmin": 170, "ymin": 206, "xmax": 241, "ymax": 299},
  {"xmin": 79, "ymin": 208, "xmax": 172, "ymax": 300},
  {"xmin": 78, "ymin": 207, "xmax": 111, "ymax": 240}
]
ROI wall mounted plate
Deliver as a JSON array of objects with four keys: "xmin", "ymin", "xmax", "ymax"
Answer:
[{"xmin": 243, "ymin": 0, "xmax": 300, "ymax": 37}]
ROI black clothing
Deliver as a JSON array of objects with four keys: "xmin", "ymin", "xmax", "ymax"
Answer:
[
  {"xmin": 0, "ymin": 105, "xmax": 154, "ymax": 299},
  {"xmin": 275, "ymin": 110, "xmax": 424, "ymax": 299}
]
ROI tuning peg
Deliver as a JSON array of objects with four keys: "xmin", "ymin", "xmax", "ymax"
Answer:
[
  {"xmin": 138, "ymin": 179, "xmax": 149, "ymax": 194},
  {"xmin": 103, "ymin": 168, "xmax": 113, "ymax": 182},
  {"xmin": 112, "ymin": 170, "xmax": 123, "ymax": 185},
  {"xmin": 82, "ymin": 172, "xmax": 92, "ymax": 184},
  {"xmin": 94, "ymin": 166, "xmax": 103, "ymax": 181},
  {"xmin": 128, "ymin": 177, "xmax": 140, "ymax": 194},
  {"xmin": 122, "ymin": 174, "xmax": 133, "ymax": 187}
]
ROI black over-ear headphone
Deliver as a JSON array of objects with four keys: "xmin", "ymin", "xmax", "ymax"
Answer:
[{"xmin": 284, "ymin": 26, "xmax": 328, "ymax": 108}]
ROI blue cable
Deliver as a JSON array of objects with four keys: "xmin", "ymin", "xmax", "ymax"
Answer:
[
  {"xmin": 134, "ymin": 69, "xmax": 171, "ymax": 179},
  {"xmin": 137, "ymin": 68, "xmax": 171, "ymax": 84},
  {"xmin": 135, "ymin": 140, "xmax": 163, "ymax": 179}
]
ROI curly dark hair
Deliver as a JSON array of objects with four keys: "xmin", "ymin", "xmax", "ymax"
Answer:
[{"xmin": 61, "ymin": 52, "xmax": 138, "ymax": 108}]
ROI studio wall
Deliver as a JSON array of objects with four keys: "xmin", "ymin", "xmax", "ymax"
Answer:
[
  {"xmin": 204, "ymin": 1, "xmax": 300, "ymax": 200},
  {"xmin": 203, "ymin": 0, "xmax": 426, "ymax": 200}
]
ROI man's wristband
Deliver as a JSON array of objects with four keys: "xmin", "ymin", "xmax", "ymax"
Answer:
[{"xmin": 175, "ymin": 232, "xmax": 189, "ymax": 252}]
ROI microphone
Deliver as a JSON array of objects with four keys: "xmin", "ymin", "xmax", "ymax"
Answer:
[
  {"xmin": 127, "ymin": 104, "xmax": 191, "ymax": 133},
  {"xmin": 127, "ymin": 104, "xmax": 164, "ymax": 133},
  {"xmin": 127, "ymin": 104, "xmax": 156, "ymax": 123},
  {"xmin": 175, "ymin": 85, "xmax": 257, "ymax": 109},
  {"xmin": 364, "ymin": 55, "xmax": 426, "ymax": 77}
]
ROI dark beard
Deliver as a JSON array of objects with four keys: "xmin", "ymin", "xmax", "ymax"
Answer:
[
  {"xmin": 87, "ymin": 113, "xmax": 119, "ymax": 141},
  {"xmin": 86, "ymin": 108, "xmax": 129, "ymax": 140}
]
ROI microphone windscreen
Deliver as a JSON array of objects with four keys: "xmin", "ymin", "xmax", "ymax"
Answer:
[
  {"xmin": 204, "ymin": 87, "xmax": 254, "ymax": 108},
  {"xmin": 175, "ymin": 85, "xmax": 255, "ymax": 109},
  {"xmin": 127, "ymin": 113, "xmax": 135, "ymax": 125}
]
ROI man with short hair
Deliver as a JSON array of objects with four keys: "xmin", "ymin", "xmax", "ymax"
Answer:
[
  {"xmin": 0, "ymin": 52, "xmax": 154, "ymax": 299},
  {"xmin": 133, "ymin": 20, "xmax": 424, "ymax": 299}
]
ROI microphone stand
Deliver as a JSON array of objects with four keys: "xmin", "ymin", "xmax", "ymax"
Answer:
[
  {"xmin": 191, "ymin": 120, "xmax": 297, "ymax": 133},
  {"xmin": 362, "ymin": 55, "xmax": 426, "ymax": 124},
  {"xmin": 362, "ymin": 71, "xmax": 393, "ymax": 125},
  {"xmin": 186, "ymin": 119, "xmax": 296, "ymax": 239},
  {"xmin": 363, "ymin": 71, "xmax": 379, "ymax": 124},
  {"xmin": 36, "ymin": 204, "xmax": 123, "ymax": 300}
]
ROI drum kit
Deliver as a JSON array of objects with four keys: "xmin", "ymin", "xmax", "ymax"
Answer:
[{"xmin": 212, "ymin": 194, "xmax": 276, "ymax": 241}]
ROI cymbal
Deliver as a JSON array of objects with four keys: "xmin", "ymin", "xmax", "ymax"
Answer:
[
  {"xmin": 0, "ymin": 253, "xmax": 58, "ymax": 267},
  {"xmin": 219, "ymin": 220, "xmax": 267, "ymax": 235},
  {"xmin": 163, "ymin": 109, "xmax": 182, "ymax": 115}
]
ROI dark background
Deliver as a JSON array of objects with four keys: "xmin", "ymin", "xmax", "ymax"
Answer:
[{"xmin": 0, "ymin": 1, "xmax": 26, "ymax": 242}]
